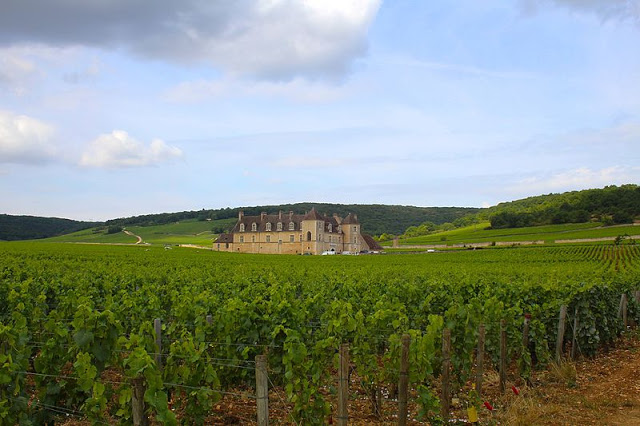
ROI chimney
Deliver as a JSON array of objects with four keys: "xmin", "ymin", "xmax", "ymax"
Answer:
[
  {"xmin": 238, "ymin": 211, "xmax": 244, "ymax": 220},
  {"xmin": 289, "ymin": 211, "xmax": 294, "ymax": 219},
  {"xmin": 279, "ymin": 210, "xmax": 283, "ymax": 220},
  {"xmin": 333, "ymin": 213, "xmax": 342, "ymax": 224},
  {"xmin": 261, "ymin": 212, "xmax": 267, "ymax": 221}
]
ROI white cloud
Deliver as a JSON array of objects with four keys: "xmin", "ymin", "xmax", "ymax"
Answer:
[
  {"xmin": 79, "ymin": 130, "xmax": 183, "ymax": 168},
  {"xmin": 196, "ymin": 0, "xmax": 382, "ymax": 80},
  {"xmin": 507, "ymin": 166, "xmax": 640, "ymax": 194},
  {"xmin": 0, "ymin": 110, "xmax": 57, "ymax": 164},
  {"xmin": 0, "ymin": 0, "xmax": 382, "ymax": 80}
]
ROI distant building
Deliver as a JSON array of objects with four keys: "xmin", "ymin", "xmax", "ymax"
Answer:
[{"xmin": 214, "ymin": 208, "xmax": 382, "ymax": 255}]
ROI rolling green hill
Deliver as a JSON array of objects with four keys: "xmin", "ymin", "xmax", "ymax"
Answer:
[
  {"xmin": 106, "ymin": 203, "xmax": 479, "ymax": 237},
  {"xmin": 388, "ymin": 222, "xmax": 640, "ymax": 247},
  {"xmin": 0, "ymin": 214, "xmax": 98, "ymax": 241},
  {"xmin": 44, "ymin": 218, "xmax": 237, "ymax": 246},
  {"xmin": 3, "ymin": 184, "xmax": 638, "ymax": 244}
]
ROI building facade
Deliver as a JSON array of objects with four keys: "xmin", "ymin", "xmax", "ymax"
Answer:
[{"xmin": 214, "ymin": 208, "xmax": 380, "ymax": 255}]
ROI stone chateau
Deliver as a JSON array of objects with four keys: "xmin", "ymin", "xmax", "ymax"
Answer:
[{"xmin": 214, "ymin": 208, "xmax": 381, "ymax": 255}]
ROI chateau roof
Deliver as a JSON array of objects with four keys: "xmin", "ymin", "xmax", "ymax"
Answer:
[
  {"xmin": 362, "ymin": 234, "xmax": 383, "ymax": 251},
  {"xmin": 341, "ymin": 213, "xmax": 359, "ymax": 225},
  {"xmin": 302, "ymin": 208, "xmax": 324, "ymax": 221},
  {"xmin": 215, "ymin": 233, "xmax": 233, "ymax": 243},
  {"xmin": 231, "ymin": 208, "xmax": 344, "ymax": 233}
]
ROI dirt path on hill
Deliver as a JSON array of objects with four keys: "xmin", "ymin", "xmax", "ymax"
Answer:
[{"xmin": 123, "ymin": 229, "xmax": 143, "ymax": 244}]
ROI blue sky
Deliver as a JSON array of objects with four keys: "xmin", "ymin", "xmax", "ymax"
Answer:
[{"xmin": 1, "ymin": 0, "xmax": 639, "ymax": 221}]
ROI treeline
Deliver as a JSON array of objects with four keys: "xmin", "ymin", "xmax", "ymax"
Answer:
[
  {"xmin": 487, "ymin": 184, "xmax": 640, "ymax": 229},
  {"xmin": 0, "ymin": 215, "xmax": 98, "ymax": 241},
  {"xmin": 106, "ymin": 203, "xmax": 479, "ymax": 236}
]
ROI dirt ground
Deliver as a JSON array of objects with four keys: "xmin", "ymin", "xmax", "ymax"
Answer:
[{"xmin": 487, "ymin": 330, "xmax": 640, "ymax": 425}]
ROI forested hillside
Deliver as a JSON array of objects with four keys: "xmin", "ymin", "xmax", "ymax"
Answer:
[
  {"xmin": 106, "ymin": 203, "xmax": 480, "ymax": 236},
  {"xmin": 487, "ymin": 184, "xmax": 640, "ymax": 229},
  {"xmin": 0, "ymin": 215, "xmax": 98, "ymax": 241},
  {"xmin": 3, "ymin": 185, "xmax": 637, "ymax": 241}
]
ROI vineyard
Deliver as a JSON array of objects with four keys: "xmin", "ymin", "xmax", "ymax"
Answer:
[{"xmin": 1, "ymin": 242, "xmax": 640, "ymax": 424}]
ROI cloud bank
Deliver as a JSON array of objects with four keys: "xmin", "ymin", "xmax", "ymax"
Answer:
[
  {"xmin": 0, "ymin": 0, "xmax": 381, "ymax": 80},
  {"xmin": 79, "ymin": 130, "xmax": 183, "ymax": 168},
  {"xmin": 508, "ymin": 166, "xmax": 640, "ymax": 194},
  {"xmin": 0, "ymin": 110, "xmax": 56, "ymax": 164}
]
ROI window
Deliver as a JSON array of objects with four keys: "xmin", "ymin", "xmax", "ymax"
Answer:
[
  {"xmin": 266, "ymin": 222, "xmax": 271, "ymax": 231},
  {"xmin": 239, "ymin": 223, "xmax": 245, "ymax": 232},
  {"xmin": 353, "ymin": 226, "xmax": 357, "ymax": 232},
  {"xmin": 328, "ymin": 224, "xmax": 332, "ymax": 232},
  {"xmin": 251, "ymin": 222, "xmax": 257, "ymax": 232},
  {"xmin": 240, "ymin": 236, "xmax": 244, "ymax": 243},
  {"xmin": 299, "ymin": 234, "xmax": 303, "ymax": 242},
  {"xmin": 277, "ymin": 222, "xmax": 283, "ymax": 231},
  {"xmin": 289, "ymin": 222, "xmax": 295, "ymax": 230},
  {"xmin": 252, "ymin": 235, "xmax": 255, "ymax": 243},
  {"xmin": 353, "ymin": 236, "xmax": 357, "ymax": 244},
  {"xmin": 290, "ymin": 234, "xmax": 294, "ymax": 242},
  {"xmin": 306, "ymin": 231, "xmax": 312, "ymax": 241},
  {"xmin": 266, "ymin": 235, "xmax": 271, "ymax": 243}
]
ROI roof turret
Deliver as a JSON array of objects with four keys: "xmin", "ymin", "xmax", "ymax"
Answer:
[
  {"xmin": 341, "ymin": 213, "xmax": 359, "ymax": 224},
  {"xmin": 302, "ymin": 207, "xmax": 324, "ymax": 221}
]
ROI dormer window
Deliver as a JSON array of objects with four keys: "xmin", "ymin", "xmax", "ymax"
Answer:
[
  {"xmin": 251, "ymin": 222, "xmax": 257, "ymax": 232},
  {"xmin": 289, "ymin": 222, "xmax": 295, "ymax": 230},
  {"xmin": 266, "ymin": 222, "xmax": 272, "ymax": 231},
  {"xmin": 277, "ymin": 222, "xmax": 283, "ymax": 231},
  {"xmin": 240, "ymin": 223, "xmax": 245, "ymax": 232},
  {"xmin": 328, "ymin": 224, "xmax": 332, "ymax": 233}
]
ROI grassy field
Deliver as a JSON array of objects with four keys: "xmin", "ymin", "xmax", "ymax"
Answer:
[
  {"xmin": 386, "ymin": 221, "xmax": 640, "ymax": 246},
  {"xmin": 43, "ymin": 218, "xmax": 237, "ymax": 246}
]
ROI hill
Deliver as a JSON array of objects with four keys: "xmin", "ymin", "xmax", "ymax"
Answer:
[
  {"xmin": 105, "ymin": 203, "xmax": 480, "ymax": 237},
  {"xmin": 0, "ymin": 214, "xmax": 98, "ymax": 241},
  {"xmin": 486, "ymin": 184, "xmax": 640, "ymax": 228},
  {"xmin": 44, "ymin": 218, "xmax": 237, "ymax": 246}
]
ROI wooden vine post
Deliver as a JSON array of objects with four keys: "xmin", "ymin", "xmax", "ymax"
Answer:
[
  {"xmin": 571, "ymin": 307, "xmax": 579, "ymax": 360},
  {"xmin": 555, "ymin": 305, "xmax": 567, "ymax": 363},
  {"xmin": 154, "ymin": 318, "xmax": 163, "ymax": 370},
  {"xmin": 522, "ymin": 315, "xmax": 530, "ymax": 353},
  {"xmin": 476, "ymin": 323, "xmax": 485, "ymax": 398},
  {"xmin": 521, "ymin": 314, "xmax": 531, "ymax": 377},
  {"xmin": 337, "ymin": 343, "xmax": 349, "ymax": 426},
  {"xmin": 131, "ymin": 377, "xmax": 149, "ymax": 426},
  {"xmin": 255, "ymin": 355, "xmax": 269, "ymax": 426},
  {"xmin": 619, "ymin": 294, "xmax": 628, "ymax": 329},
  {"xmin": 398, "ymin": 334, "xmax": 410, "ymax": 426},
  {"xmin": 441, "ymin": 328, "xmax": 451, "ymax": 422},
  {"xmin": 499, "ymin": 319, "xmax": 507, "ymax": 393}
]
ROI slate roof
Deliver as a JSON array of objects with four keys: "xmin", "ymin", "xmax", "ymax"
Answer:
[
  {"xmin": 231, "ymin": 208, "xmax": 350, "ymax": 234},
  {"xmin": 362, "ymin": 234, "xmax": 383, "ymax": 251},
  {"xmin": 341, "ymin": 213, "xmax": 359, "ymax": 225},
  {"xmin": 215, "ymin": 233, "xmax": 233, "ymax": 243}
]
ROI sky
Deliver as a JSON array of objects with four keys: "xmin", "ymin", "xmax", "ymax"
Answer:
[{"xmin": 1, "ymin": 0, "xmax": 639, "ymax": 221}]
